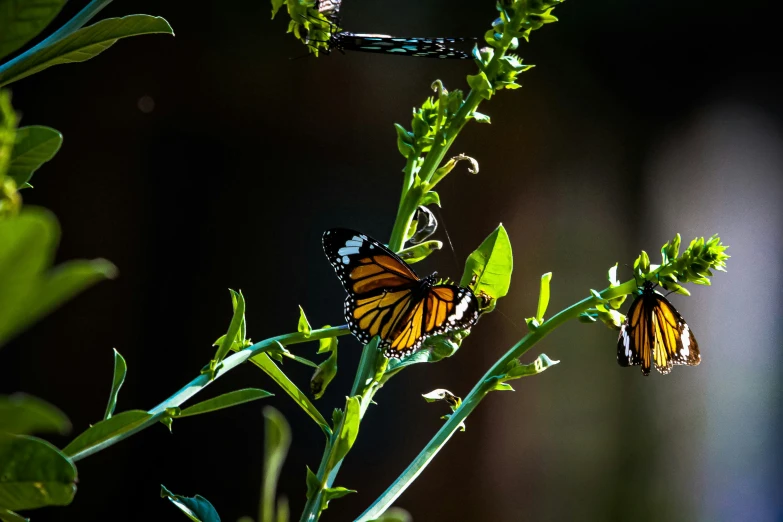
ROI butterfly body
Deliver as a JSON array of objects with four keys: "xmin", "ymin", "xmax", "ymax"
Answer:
[
  {"xmin": 617, "ymin": 281, "xmax": 700, "ymax": 376},
  {"xmin": 323, "ymin": 229, "xmax": 479, "ymax": 358}
]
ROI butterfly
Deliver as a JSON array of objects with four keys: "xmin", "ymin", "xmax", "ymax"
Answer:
[
  {"xmin": 323, "ymin": 228, "xmax": 480, "ymax": 358},
  {"xmin": 617, "ymin": 281, "xmax": 701, "ymax": 376},
  {"xmin": 328, "ymin": 33, "xmax": 475, "ymax": 59},
  {"xmin": 307, "ymin": 0, "xmax": 475, "ymax": 59}
]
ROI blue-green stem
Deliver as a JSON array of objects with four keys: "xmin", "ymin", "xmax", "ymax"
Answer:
[
  {"xmin": 68, "ymin": 325, "xmax": 350, "ymax": 462},
  {"xmin": 300, "ymin": 340, "xmax": 385, "ymax": 522},
  {"xmin": 356, "ymin": 280, "xmax": 638, "ymax": 520},
  {"xmin": 0, "ymin": 0, "xmax": 114, "ymax": 79}
]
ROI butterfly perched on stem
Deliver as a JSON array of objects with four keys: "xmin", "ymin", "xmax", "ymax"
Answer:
[
  {"xmin": 306, "ymin": 0, "xmax": 476, "ymax": 59},
  {"xmin": 323, "ymin": 229, "xmax": 479, "ymax": 358},
  {"xmin": 618, "ymin": 281, "xmax": 701, "ymax": 376}
]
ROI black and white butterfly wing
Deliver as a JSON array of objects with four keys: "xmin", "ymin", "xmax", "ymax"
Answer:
[{"xmin": 332, "ymin": 33, "xmax": 474, "ymax": 59}]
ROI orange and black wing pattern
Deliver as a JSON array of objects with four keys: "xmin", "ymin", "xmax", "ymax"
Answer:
[
  {"xmin": 617, "ymin": 282, "xmax": 700, "ymax": 376},
  {"xmin": 323, "ymin": 228, "xmax": 479, "ymax": 358},
  {"xmin": 385, "ymin": 284, "xmax": 478, "ymax": 357}
]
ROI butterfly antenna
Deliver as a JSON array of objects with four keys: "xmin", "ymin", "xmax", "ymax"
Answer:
[{"xmin": 433, "ymin": 206, "xmax": 460, "ymax": 275}]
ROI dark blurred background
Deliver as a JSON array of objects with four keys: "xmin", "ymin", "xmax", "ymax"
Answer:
[{"xmin": 2, "ymin": 0, "xmax": 782, "ymax": 520}]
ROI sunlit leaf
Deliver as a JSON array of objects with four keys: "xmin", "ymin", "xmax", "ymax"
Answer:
[
  {"xmin": 176, "ymin": 389, "xmax": 273, "ymax": 418},
  {"xmin": 6, "ymin": 126, "xmax": 62, "ymax": 187},
  {"xmin": 262, "ymin": 407, "xmax": 291, "ymax": 522},
  {"xmin": 460, "ymin": 224, "xmax": 513, "ymax": 300},
  {"xmin": 0, "ymin": 393, "xmax": 70, "ymax": 435},
  {"xmin": 0, "ymin": 507, "xmax": 29, "ymax": 522},
  {"xmin": 327, "ymin": 396, "xmax": 360, "ymax": 469},
  {"xmin": 0, "ymin": 15, "xmax": 174, "ymax": 87},
  {"xmin": 247, "ymin": 353, "xmax": 330, "ymax": 436},
  {"xmin": 62, "ymin": 410, "xmax": 154, "ymax": 459},
  {"xmin": 0, "ymin": 208, "xmax": 116, "ymax": 347},
  {"xmin": 0, "ymin": 0, "xmax": 67, "ymax": 61},
  {"xmin": 0, "ymin": 433, "xmax": 76, "ymax": 510},
  {"xmin": 103, "ymin": 348, "xmax": 127, "ymax": 420},
  {"xmin": 297, "ymin": 305, "xmax": 312, "ymax": 337},
  {"xmin": 160, "ymin": 485, "xmax": 221, "ymax": 522}
]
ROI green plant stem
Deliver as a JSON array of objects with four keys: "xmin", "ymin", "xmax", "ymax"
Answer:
[
  {"xmin": 356, "ymin": 279, "xmax": 638, "ymax": 520},
  {"xmin": 300, "ymin": 340, "xmax": 384, "ymax": 522},
  {"xmin": 68, "ymin": 324, "xmax": 350, "ymax": 462},
  {"xmin": 387, "ymin": 5, "xmax": 530, "ymax": 253},
  {"xmin": 0, "ymin": 0, "xmax": 114, "ymax": 78}
]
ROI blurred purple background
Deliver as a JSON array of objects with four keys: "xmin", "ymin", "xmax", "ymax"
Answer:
[{"xmin": 2, "ymin": 0, "xmax": 781, "ymax": 520}]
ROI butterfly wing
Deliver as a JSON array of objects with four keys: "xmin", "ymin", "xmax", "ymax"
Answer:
[
  {"xmin": 385, "ymin": 284, "xmax": 479, "ymax": 358},
  {"xmin": 323, "ymin": 228, "xmax": 421, "ymax": 345},
  {"xmin": 333, "ymin": 33, "xmax": 473, "ymax": 59},
  {"xmin": 649, "ymin": 292, "xmax": 700, "ymax": 374},
  {"xmin": 618, "ymin": 291, "xmax": 651, "ymax": 374},
  {"xmin": 323, "ymin": 228, "xmax": 419, "ymax": 296},
  {"xmin": 618, "ymin": 285, "xmax": 700, "ymax": 376}
]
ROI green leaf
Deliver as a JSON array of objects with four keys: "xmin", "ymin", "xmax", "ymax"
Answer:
[
  {"xmin": 0, "ymin": 0, "xmax": 67, "ymax": 61},
  {"xmin": 176, "ymin": 389, "xmax": 273, "ymax": 418},
  {"xmin": 262, "ymin": 407, "xmax": 291, "ymax": 522},
  {"xmin": 62, "ymin": 410, "xmax": 154, "ymax": 459},
  {"xmin": 321, "ymin": 486, "xmax": 356, "ymax": 510},
  {"xmin": 466, "ymin": 71, "xmax": 493, "ymax": 100},
  {"xmin": 419, "ymin": 190, "xmax": 440, "ymax": 207},
  {"xmin": 160, "ymin": 485, "xmax": 221, "ymax": 522},
  {"xmin": 6, "ymin": 126, "xmax": 62, "ymax": 187},
  {"xmin": 472, "ymin": 111, "xmax": 491, "ymax": 124},
  {"xmin": 0, "ymin": 207, "xmax": 116, "ymax": 348},
  {"xmin": 103, "ymin": 348, "xmax": 127, "ymax": 420},
  {"xmin": 0, "ymin": 433, "xmax": 76, "ymax": 510},
  {"xmin": 493, "ymin": 353, "xmax": 560, "ymax": 391},
  {"xmin": 0, "ymin": 393, "xmax": 70, "ymax": 435},
  {"xmin": 297, "ymin": 305, "xmax": 312, "ymax": 337},
  {"xmin": 0, "ymin": 507, "xmax": 29, "ymax": 522},
  {"xmin": 213, "ymin": 289, "xmax": 246, "ymax": 365},
  {"xmin": 460, "ymin": 224, "xmax": 513, "ymax": 300},
  {"xmin": 310, "ymin": 344, "xmax": 338, "ymax": 400},
  {"xmin": 247, "ymin": 353, "xmax": 330, "ymax": 436},
  {"xmin": 327, "ymin": 396, "xmax": 360, "ymax": 469},
  {"xmin": 535, "ymin": 272, "xmax": 552, "ymax": 323},
  {"xmin": 317, "ymin": 331, "xmax": 337, "ymax": 354},
  {"xmin": 0, "ymin": 15, "xmax": 174, "ymax": 87},
  {"xmin": 305, "ymin": 466, "xmax": 320, "ymax": 500},
  {"xmin": 397, "ymin": 240, "xmax": 442, "ymax": 264},
  {"xmin": 607, "ymin": 263, "xmax": 620, "ymax": 287}
]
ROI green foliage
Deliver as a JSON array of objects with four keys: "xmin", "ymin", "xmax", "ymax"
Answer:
[
  {"xmin": 0, "ymin": 394, "xmax": 70, "ymax": 436},
  {"xmin": 0, "ymin": 89, "xmax": 19, "ymax": 217},
  {"xmin": 103, "ymin": 349, "xmax": 127, "ymax": 420},
  {"xmin": 297, "ymin": 305, "xmax": 312, "ymax": 336},
  {"xmin": 0, "ymin": 0, "xmax": 68, "ymax": 60},
  {"xmin": 270, "ymin": 0, "xmax": 335, "ymax": 56},
  {"xmin": 174, "ymin": 389, "xmax": 273, "ymax": 418},
  {"xmin": 212, "ymin": 289, "xmax": 248, "ymax": 371},
  {"xmin": 525, "ymin": 272, "xmax": 552, "ymax": 329},
  {"xmin": 489, "ymin": 353, "xmax": 560, "ymax": 392},
  {"xmin": 62, "ymin": 410, "xmax": 155, "ymax": 459},
  {"xmin": 327, "ymin": 396, "xmax": 360, "ymax": 470},
  {"xmin": 397, "ymin": 240, "xmax": 443, "ymax": 264},
  {"xmin": 0, "ymin": 507, "xmax": 29, "ymax": 522},
  {"xmin": 311, "ymin": 342, "xmax": 338, "ymax": 400},
  {"xmin": 0, "ymin": 15, "xmax": 174, "ymax": 87},
  {"xmin": 6, "ymin": 126, "xmax": 62, "ymax": 188},
  {"xmin": 0, "ymin": 432, "xmax": 76, "ymax": 510},
  {"xmin": 460, "ymin": 224, "xmax": 513, "ymax": 311},
  {"xmin": 246, "ymin": 353, "xmax": 331, "ymax": 436},
  {"xmin": 262, "ymin": 407, "xmax": 291, "ymax": 522},
  {"xmin": 0, "ymin": 208, "xmax": 116, "ymax": 347},
  {"xmin": 160, "ymin": 485, "xmax": 221, "ymax": 522}
]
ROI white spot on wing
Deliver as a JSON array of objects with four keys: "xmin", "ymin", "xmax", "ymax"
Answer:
[
  {"xmin": 338, "ymin": 247, "xmax": 360, "ymax": 255},
  {"xmin": 342, "ymin": 256, "xmax": 350, "ymax": 264}
]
